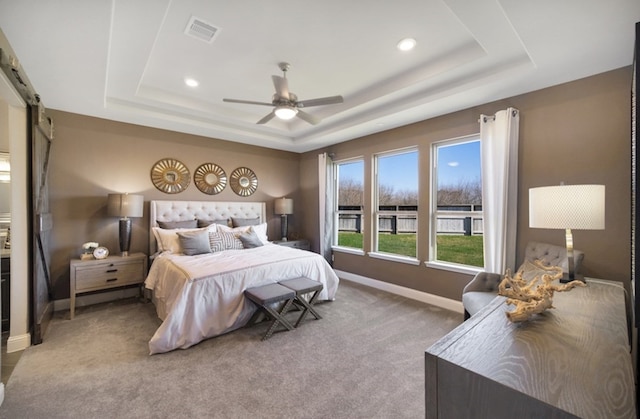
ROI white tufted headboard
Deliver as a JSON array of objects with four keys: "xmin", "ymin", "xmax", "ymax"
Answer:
[{"xmin": 149, "ymin": 200, "xmax": 266, "ymax": 255}]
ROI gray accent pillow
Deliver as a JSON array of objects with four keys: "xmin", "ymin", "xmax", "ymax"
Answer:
[
  {"xmin": 157, "ymin": 219, "xmax": 197, "ymax": 229},
  {"xmin": 176, "ymin": 229, "xmax": 212, "ymax": 255},
  {"xmin": 197, "ymin": 218, "xmax": 229, "ymax": 228},
  {"xmin": 239, "ymin": 229, "xmax": 264, "ymax": 248},
  {"xmin": 231, "ymin": 217, "xmax": 260, "ymax": 227}
]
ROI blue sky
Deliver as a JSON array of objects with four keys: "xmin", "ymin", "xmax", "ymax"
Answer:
[
  {"xmin": 378, "ymin": 152, "xmax": 418, "ymax": 191},
  {"xmin": 339, "ymin": 153, "xmax": 419, "ymax": 192},
  {"xmin": 437, "ymin": 140, "xmax": 481, "ymax": 187},
  {"xmin": 338, "ymin": 140, "xmax": 481, "ymax": 191}
]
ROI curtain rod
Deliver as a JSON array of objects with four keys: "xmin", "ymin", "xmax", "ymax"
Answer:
[{"xmin": 479, "ymin": 108, "xmax": 519, "ymax": 123}]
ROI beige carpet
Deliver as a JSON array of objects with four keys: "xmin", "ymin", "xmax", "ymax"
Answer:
[{"xmin": 0, "ymin": 280, "xmax": 461, "ymax": 419}]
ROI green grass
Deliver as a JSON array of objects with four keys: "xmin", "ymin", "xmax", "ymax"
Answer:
[
  {"xmin": 378, "ymin": 234, "xmax": 417, "ymax": 258},
  {"xmin": 338, "ymin": 232, "xmax": 364, "ymax": 248},
  {"xmin": 337, "ymin": 232, "xmax": 483, "ymax": 267},
  {"xmin": 436, "ymin": 235, "xmax": 484, "ymax": 267}
]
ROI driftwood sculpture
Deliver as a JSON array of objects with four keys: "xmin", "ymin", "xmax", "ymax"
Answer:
[{"xmin": 497, "ymin": 260, "xmax": 586, "ymax": 322}]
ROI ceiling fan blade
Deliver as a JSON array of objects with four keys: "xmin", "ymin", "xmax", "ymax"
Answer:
[
  {"xmin": 296, "ymin": 110, "xmax": 320, "ymax": 125},
  {"xmin": 272, "ymin": 75, "xmax": 290, "ymax": 100},
  {"xmin": 257, "ymin": 110, "xmax": 276, "ymax": 124},
  {"xmin": 223, "ymin": 98, "xmax": 273, "ymax": 106},
  {"xmin": 297, "ymin": 95, "xmax": 343, "ymax": 108}
]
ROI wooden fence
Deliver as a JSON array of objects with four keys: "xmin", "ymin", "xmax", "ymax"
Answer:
[{"xmin": 338, "ymin": 205, "xmax": 483, "ymax": 235}]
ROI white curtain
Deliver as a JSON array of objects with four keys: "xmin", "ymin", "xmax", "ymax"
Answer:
[
  {"xmin": 480, "ymin": 108, "xmax": 520, "ymax": 274},
  {"xmin": 318, "ymin": 152, "xmax": 334, "ymax": 263}
]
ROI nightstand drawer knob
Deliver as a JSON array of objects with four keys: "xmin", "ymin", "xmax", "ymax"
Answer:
[
  {"xmin": 106, "ymin": 269, "xmax": 118, "ymax": 273},
  {"xmin": 106, "ymin": 278, "xmax": 117, "ymax": 282}
]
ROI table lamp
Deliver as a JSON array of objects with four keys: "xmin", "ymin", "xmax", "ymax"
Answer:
[
  {"xmin": 107, "ymin": 193, "xmax": 144, "ymax": 256},
  {"xmin": 529, "ymin": 184, "xmax": 605, "ymax": 283},
  {"xmin": 274, "ymin": 198, "xmax": 293, "ymax": 241}
]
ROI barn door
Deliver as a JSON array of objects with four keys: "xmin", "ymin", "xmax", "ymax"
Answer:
[{"xmin": 30, "ymin": 102, "xmax": 53, "ymax": 345}]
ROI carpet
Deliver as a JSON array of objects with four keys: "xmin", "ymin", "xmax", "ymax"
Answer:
[{"xmin": 0, "ymin": 280, "xmax": 461, "ymax": 418}]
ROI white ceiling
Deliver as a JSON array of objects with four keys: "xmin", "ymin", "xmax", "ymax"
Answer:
[{"xmin": 0, "ymin": 1, "xmax": 639, "ymax": 153}]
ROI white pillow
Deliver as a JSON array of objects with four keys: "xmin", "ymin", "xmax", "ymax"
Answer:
[
  {"xmin": 219, "ymin": 222, "xmax": 269, "ymax": 244},
  {"xmin": 251, "ymin": 223, "xmax": 269, "ymax": 244},
  {"xmin": 153, "ymin": 226, "xmax": 214, "ymax": 253}
]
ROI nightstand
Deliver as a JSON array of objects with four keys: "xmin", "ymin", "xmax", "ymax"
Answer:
[
  {"xmin": 69, "ymin": 252, "xmax": 147, "ymax": 319},
  {"xmin": 273, "ymin": 239, "xmax": 310, "ymax": 251}
]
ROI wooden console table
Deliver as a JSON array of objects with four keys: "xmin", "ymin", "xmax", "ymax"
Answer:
[{"xmin": 425, "ymin": 279, "xmax": 636, "ymax": 419}]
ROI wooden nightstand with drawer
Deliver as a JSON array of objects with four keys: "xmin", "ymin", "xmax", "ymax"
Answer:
[{"xmin": 69, "ymin": 252, "xmax": 147, "ymax": 319}]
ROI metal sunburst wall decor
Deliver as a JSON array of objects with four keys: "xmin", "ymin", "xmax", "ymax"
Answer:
[
  {"xmin": 150, "ymin": 158, "xmax": 190, "ymax": 194},
  {"xmin": 229, "ymin": 167, "xmax": 258, "ymax": 196},
  {"xmin": 194, "ymin": 163, "xmax": 227, "ymax": 195}
]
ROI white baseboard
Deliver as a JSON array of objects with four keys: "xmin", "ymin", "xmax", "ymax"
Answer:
[
  {"xmin": 334, "ymin": 269, "xmax": 464, "ymax": 314},
  {"xmin": 53, "ymin": 287, "xmax": 141, "ymax": 312},
  {"xmin": 7, "ymin": 332, "xmax": 30, "ymax": 353}
]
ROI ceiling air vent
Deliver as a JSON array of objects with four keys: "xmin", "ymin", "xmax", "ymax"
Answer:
[{"xmin": 184, "ymin": 16, "xmax": 220, "ymax": 44}]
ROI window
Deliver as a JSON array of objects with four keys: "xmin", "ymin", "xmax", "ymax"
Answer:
[
  {"xmin": 335, "ymin": 159, "xmax": 364, "ymax": 250},
  {"xmin": 432, "ymin": 137, "xmax": 483, "ymax": 267},
  {"xmin": 374, "ymin": 149, "xmax": 418, "ymax": 259}
]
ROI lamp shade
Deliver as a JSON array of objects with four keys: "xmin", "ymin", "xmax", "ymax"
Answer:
[
  {"xmin": 107, "ymin": 193, "xmax": 144, "ymax": 218},
  {"xmin": 274, "ymin": 198, "xmax": 293, "ymax": 215},
  {"xmin": 529, "ymin": 184, "xmax": 605, "ymax": 230}
]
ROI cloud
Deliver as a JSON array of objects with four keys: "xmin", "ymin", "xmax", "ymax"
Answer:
[{"xmin": 448, "ymin": 161, "xmax": 459, "ymax": 167}]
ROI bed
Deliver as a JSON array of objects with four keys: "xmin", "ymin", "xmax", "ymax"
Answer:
[{"xmin": 144, "ymin": 200, "xmax": 340, "ymax": 354}]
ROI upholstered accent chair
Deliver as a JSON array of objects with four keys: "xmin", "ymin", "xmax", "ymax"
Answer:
[{"xmin": 462, "ymin": 241, "xmax": 584, "ymax": 320}]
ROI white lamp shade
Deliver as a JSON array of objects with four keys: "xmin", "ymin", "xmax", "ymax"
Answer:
[
  {"xmin": 274, "ymin": 198, "xmax": 293, "ymax": 215},
  {"xmin": 529, "ymin": 184, "xmax": 605, "ymax": 230},
  {"xmin": 107, "ymin": 193, "xmax": 144, "ymax": 218}
]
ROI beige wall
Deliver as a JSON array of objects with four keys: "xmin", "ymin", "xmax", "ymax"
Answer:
[
  {"xmin": 48, "ymin": 66, "xmax": 632, "ymax": 303},
  {"xmin": 300, "ymin": 67, "xmax": 632, "ymax": 301},
  {"xmin": 48, "ymin": 111, "xmax": 299, "ymax": 299}
]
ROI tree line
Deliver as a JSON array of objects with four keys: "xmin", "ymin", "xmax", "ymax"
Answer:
[{"xmin": 338, "ymin": 178, "xmax": 482, "ymax": 206}]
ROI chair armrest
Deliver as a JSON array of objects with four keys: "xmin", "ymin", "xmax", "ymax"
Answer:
[{"xmin": 463, "ymin": 272, "xmax": 503, "ymax": 294}]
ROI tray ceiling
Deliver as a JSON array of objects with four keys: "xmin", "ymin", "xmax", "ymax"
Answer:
[{"xmin": 0, "ymin": 0, "xmax": 639, "ymax": 152}]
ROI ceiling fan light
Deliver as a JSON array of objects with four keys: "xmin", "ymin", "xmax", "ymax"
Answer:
[{"xmin": 275, "ymin": 106, "xmax": 298, "ymax": 120}]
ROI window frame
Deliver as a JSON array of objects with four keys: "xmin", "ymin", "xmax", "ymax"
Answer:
[
  {"xmin": 369, "ymin": 147, "xmax": 419, "ymax": 263},
  {"xmin": 332, "ymin": 157, "xmax": 365, "ymax": 254},
  {"xmin": 427, "ymin": 135, "xmax": 484, "ymax": 273}
]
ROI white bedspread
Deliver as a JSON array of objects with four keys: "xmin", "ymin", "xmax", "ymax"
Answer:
[{"xmin": 144, "ymin": 244, "xmax": 339, "ymax": 354}]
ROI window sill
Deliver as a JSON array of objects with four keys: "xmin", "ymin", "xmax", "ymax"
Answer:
[
  {"xmin": 368, "ymin": 252, "xmax": 420, "ymax": 266},
  {"xmin": 424, "ymin": 261, "xmax": 482, "ymax": 276},
  {"xmin": 331, "ymin": 246, "xmax": 365, "ymax": 256}
]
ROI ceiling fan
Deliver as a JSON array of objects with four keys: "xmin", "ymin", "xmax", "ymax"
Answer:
[{"xmin": 223, "ymin": 62, "xmax": 343, "ymax": 125}]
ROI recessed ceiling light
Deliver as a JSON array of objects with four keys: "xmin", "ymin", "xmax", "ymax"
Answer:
[
  {"xmin": 185, "ymin": 78, "xmax": 199, "ymax": 87},
  {"xmin": 397, "ymin": 38, "xmax": 417, "ymax": 52}
]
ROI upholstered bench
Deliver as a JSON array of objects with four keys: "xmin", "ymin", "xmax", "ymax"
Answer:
[
  {"xmin": 244, "ymin": 283, "xmax": 296, "ymax": 340},
  {"xmin": 278, "ymin": 277, "xmax": 323, "ymax": 327}
]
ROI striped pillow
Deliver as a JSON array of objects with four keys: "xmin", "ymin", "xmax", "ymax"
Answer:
[{"xmin": 209, "ymin": 231, "xmax": 244, "ymax": 253}]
